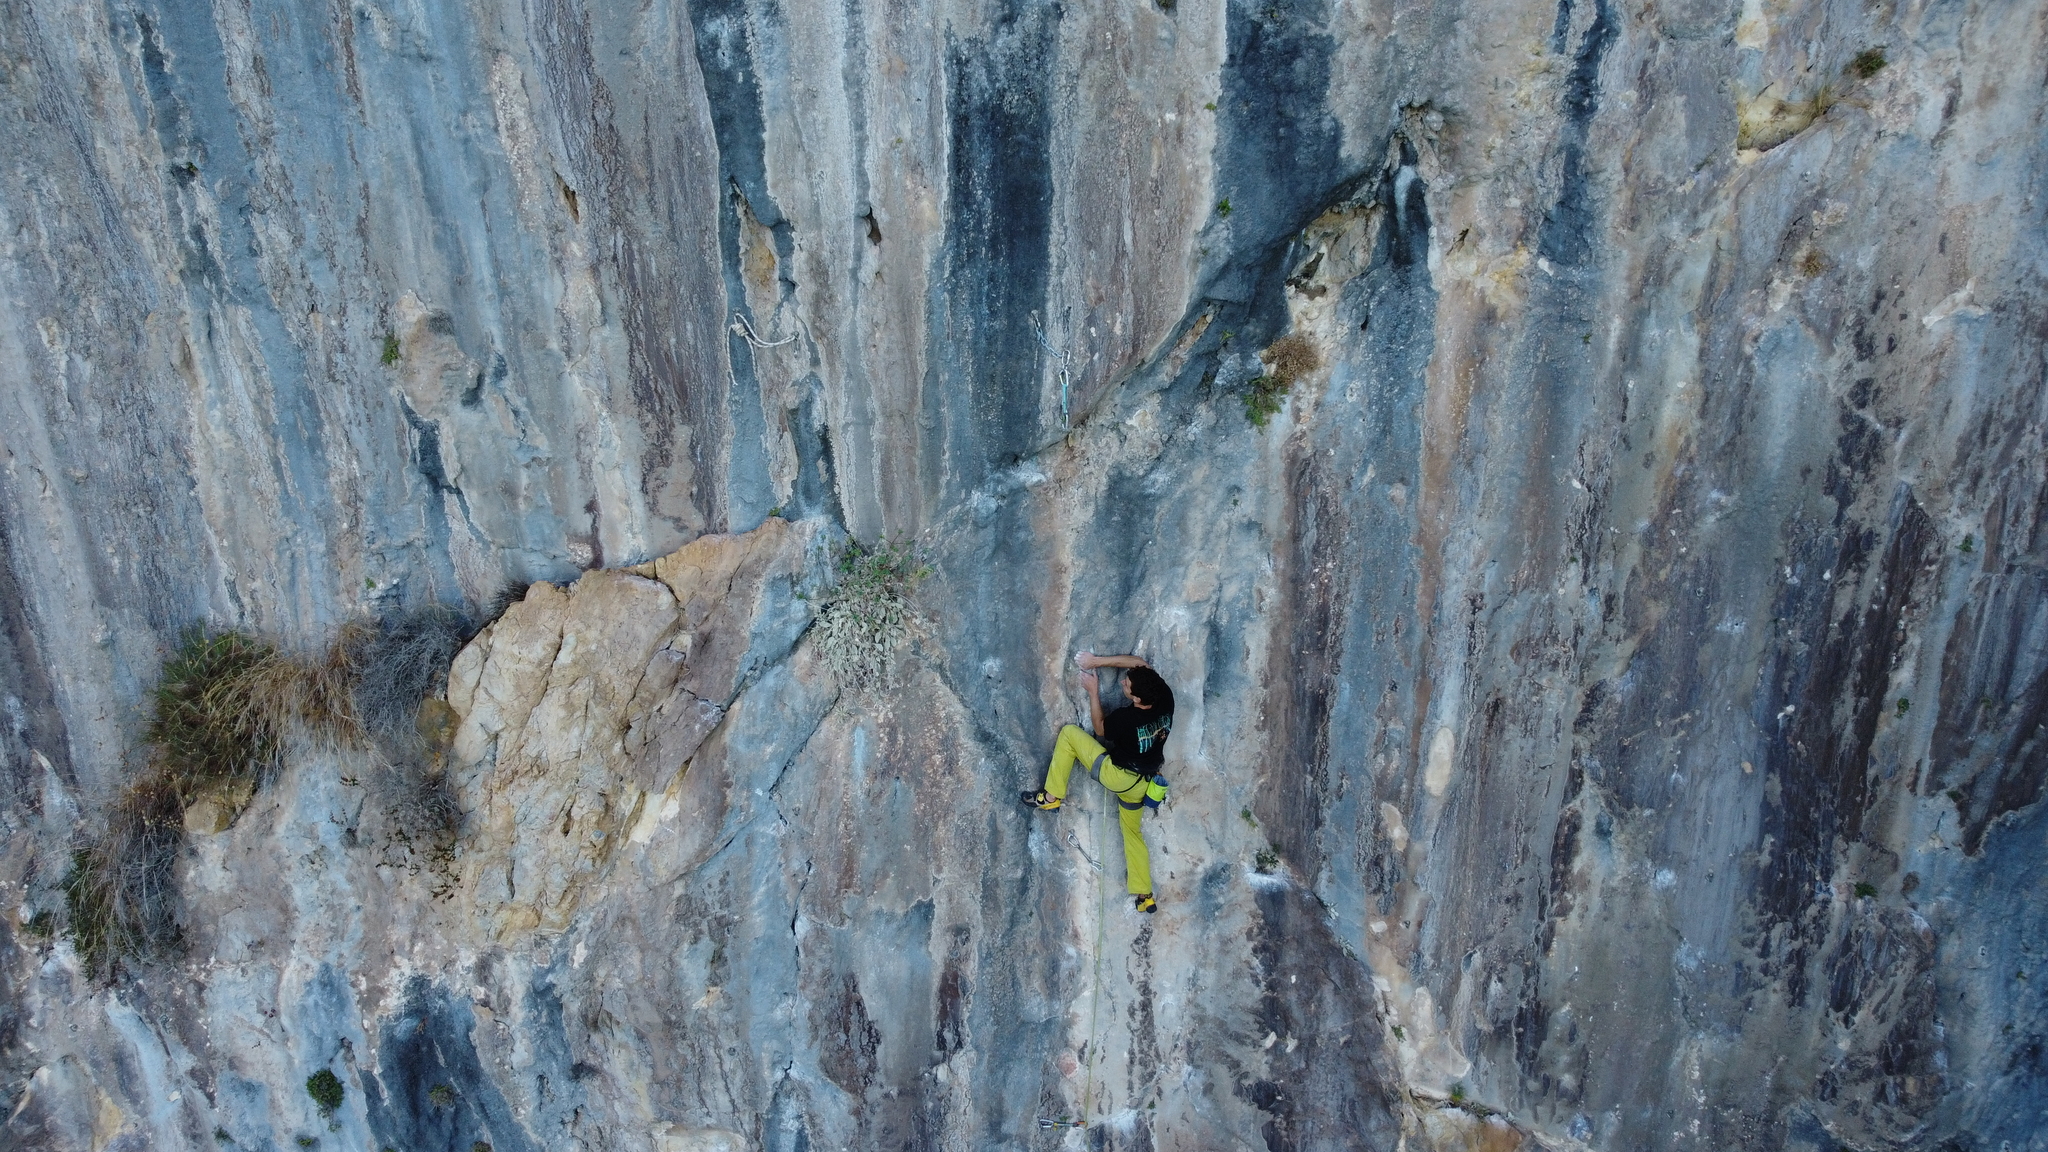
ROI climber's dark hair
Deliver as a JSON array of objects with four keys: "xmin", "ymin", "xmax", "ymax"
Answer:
[{"xmin": 1126, "ymin": 666, "xmax": 1174, "ymax": 713}]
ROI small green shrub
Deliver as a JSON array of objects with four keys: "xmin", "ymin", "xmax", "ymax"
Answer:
[
  {"xmin": 61, "ymin": 847, "xmax": 117, "ymax": 974},
  {"xmin": 428, "ymin": 1084, "xmax": 456, "ymax": 1108},
  {"xmin": 1449, "ymin": 1083, "xmax": 1466, "ymax": 1103},
  {"xmin": 1849, "ymin": 47, "xmax": 1887, "ymax": 79},
  {"xmin": 1854, "ymin": 882, "xmax": 1878, "ymax": 899},
  {"xmin": 1216, "ymin": 198, "xmax": 1232, "ymax": 218},
  {"xmin": 1254, "ymin": 847, "xmax": 1280, "ymax": 873},
  {"xmin": 214, "ymin": 1128, "xmax": 234, "ymax": 1143},
  {"xmin": 380, "ymin": 334, "xmax": 401, "ymax": 366},
  {"xmin": 814, "ymin": 540, "xmax": 929, "ymax": 688},
  {"xmin": 1242, "ymin": 334, "xmax": 1321, "ymax": 429},
  {"xmin": 1896, "ymin": 697, "xmax": 1911, "ymax": 718},
  {"xmin": 473, "ymin": 1143, "xmax": 493, "ymax": 1152},
  {"xmin": 295, "ymin": 1137, "xmax": 316, "ymax": 1149},
  {"xmin": 1959, "ymin": 534, "xmax": 1975, "ymax": 554},
  {"xmin": 1243, "ymin": 378, "xmax": 1286, "ymax": 427},
  {"xmin": 1240, "ymin": 807, "xmax": 1259, "ymax": 828},
  {"xmin": 305, "ymin": 1069, "xmax": 345, "ymax": 1114},
  {"xmin": 1391, "ymin": 1025, "xmax": 1404, "ymax": 1040}
]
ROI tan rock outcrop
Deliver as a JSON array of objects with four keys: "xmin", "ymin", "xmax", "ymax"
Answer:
[{"xmin": 446, "ymin": 517, "xmax": 820, "ymax": 936}]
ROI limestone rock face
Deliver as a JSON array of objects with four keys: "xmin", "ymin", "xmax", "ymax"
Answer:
[
  {"xmin": 2, "ymin": 0, "xmax": 2046, "ymax": 1150},
  {"xmin": 446, "ymin": 516, "xmax": 821, "ymax": 935}
]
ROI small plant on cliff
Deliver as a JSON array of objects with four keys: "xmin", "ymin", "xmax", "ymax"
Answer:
[
  {"xmin": 351, "ymin": 607, "xmax": 470, "ymax": 749},
  {"xmin": 63, "ymin": 773, "xmax": 186, "ymax": 977},
  {"xmin": 482, "ymin": 579, "xmax": 536, "ymax": 627},
  {"xmin": 814, "ymin": 539, "xmax": 930, "ymax": 688},
  {"xmin": 305, "ymin": 1069, "xmax": 346, "ymax": 1115},
  {"xmin": 147, "ymin": 629, "xmax": 284, "ymax": 800},
  {"xmin": 380, "ymin": 333, "xmax": 402, "ymax": 366},
  {"xmin": 1849, "ymin": 47, "xmax": 1887, "ymax": 79},
  {"xmin": 1243, "ymin": 377, "xmax": 1287, "ymax": 427},
  {"xmin": 1254, "ymin": 846, "xmax": 1280, "ymax": 873},
  {"xmin": 340, "ymin": 608, "xmax": 470, "ymax": 889},
  {"xmin": 428, "ymin": 1084, "xmax": 457, "ymax": 1108},
  {"xmin": 1242, "ymin": 333, "xmax": 1321, "ymax": 428},
  {"xmin": 238, "ymin": 625, "xmax": 373, "ymax": 748}
]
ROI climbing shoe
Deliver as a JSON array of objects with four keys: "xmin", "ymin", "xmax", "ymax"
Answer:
[
  {"xmin": 1021, "ymin": 789, "xmax": 1062, "ymax": 811},
  {"xmin": 1134, "ymin": 894, "xmax": 1157, "ymax": 914}
]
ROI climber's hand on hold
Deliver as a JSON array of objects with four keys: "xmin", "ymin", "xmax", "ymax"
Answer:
[{"xmin": 1079, "ymin": 668, "xmax": 1105, "ymax": 734}]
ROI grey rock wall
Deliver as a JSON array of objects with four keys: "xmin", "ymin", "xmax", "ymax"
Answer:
[{"xmin": 3, "ymin": 0, "xmax": 2046, "ymax": 1149}]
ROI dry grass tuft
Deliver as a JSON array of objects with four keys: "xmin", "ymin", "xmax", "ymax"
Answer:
[
  {"xmin": 346, "ymin": 610, "xmax": 470, "ymax": 893},
  {"xmin": 1264, "ymin": 333, "xmax": 1321, "ymax": 387},
  {"xmin": 237, "ymin": 624, "xmax": 373, "ymax": 748},
  {"xmin": 64, "ymin": 775, "xmax": 184, "ymax": 978},
  {"xmin": 352, "ymin": 608, "xmax": 470, "ymax": 748}
]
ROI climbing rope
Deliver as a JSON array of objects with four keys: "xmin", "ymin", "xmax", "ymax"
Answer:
[
  {"xmin": 1084, "ymin": 781, "xmax": 1110, "ymax": 1121},
  {"xmin": 1039, "ymin": 758, "xmax": 1112, "ymax": 1137},
  {"xmin": 731, "ymin": 310, "xmax": 796, "ymax": 348},
  {"xmin": 1029, "ymin": 311, "xmax": 1073, "ymax": 429},
  {"xmin": 1077, "ymin": 756, "xmax": 1117, "ymax": 1130}
]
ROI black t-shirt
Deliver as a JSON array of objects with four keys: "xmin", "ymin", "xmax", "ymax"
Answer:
[{"xmin": 1103, "ymin": 704, "xmax": 1173, "ymax": 774}]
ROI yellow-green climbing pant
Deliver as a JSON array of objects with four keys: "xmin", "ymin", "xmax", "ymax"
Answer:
[{"xmin": 1042, "ymin": 724, "xmax": 1153, "ymax": 896}]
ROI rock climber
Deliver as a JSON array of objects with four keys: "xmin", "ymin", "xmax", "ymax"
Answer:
[{"xmin": 1021, "ymin": 652, "xmax": 1175, "ymax": 914}]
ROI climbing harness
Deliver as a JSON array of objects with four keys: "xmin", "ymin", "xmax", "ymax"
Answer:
[{"xmin": 1030, "ymin": 311, "xmax": 1073, "ymax": 429}]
